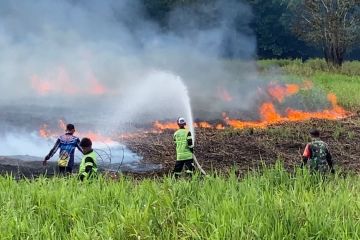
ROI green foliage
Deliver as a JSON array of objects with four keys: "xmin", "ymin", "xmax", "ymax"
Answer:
[
  {"xmin": 1, "ymin": 168, "xmax": 360, "ymax": 239},
  {"xmin": 259, "ymin": 59, "xmax": 360, "ymax": 76},
  {"xmin": 247, "ymin": 0, "xmax": 318, "ymax": 59}
]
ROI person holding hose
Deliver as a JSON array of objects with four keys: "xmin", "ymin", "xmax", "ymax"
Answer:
[
  {"xmin": 302, "ymin": 129, "xmax": 335, "ymax": 174},
  {"xmin": 172, "ymin": 117, "xmax": 195, "ymax": 177},
  {"xmin": 78, "ymin": 137, "xmax": 98, "ymax": 181},
  {"xmin": 43, "ymin": 123, "xmax": 82, "ymax": 174}
]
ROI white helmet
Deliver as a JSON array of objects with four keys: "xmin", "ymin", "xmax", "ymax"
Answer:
[{"xmin": 177, "ymin": 117, "xmax": 186, "ymax": 125}]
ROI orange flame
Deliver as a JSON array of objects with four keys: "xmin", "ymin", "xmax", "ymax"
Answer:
[
  {"xmin": 39, "ymin": 120, "xmax": 114, "ymax": 143},
  {"xmin": 268, "ymin": 83, "xmax": 300, "ymax": 103},
  {"xmin": 217, "ymin": 87, "xmax": 233, "ymax": 102},
  {"xmin": 225, "ymin": 93, "xmax": 349, "ymax": 129},
  {"xmin": 31, "ymin": 67, "xmax": 108, "ymax": 96},
  {"xmin": 195, "ymin": 122, "xmax": 212, "ymax": 128},
  {"xmin": 153, "ymin": 121, "xmax": 179, "ymax": 131}
]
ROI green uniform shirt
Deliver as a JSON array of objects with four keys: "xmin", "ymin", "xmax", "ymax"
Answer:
[
  {"xmin": 173, "ymin": 129, "xmax": 193, "ymax": 161},
  {"xmin": 79, "ymin": 150, "xmax": 98, "ymax": 179}
]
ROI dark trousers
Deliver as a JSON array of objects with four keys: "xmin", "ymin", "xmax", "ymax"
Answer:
[
  {"xmin": 172, "ymin": 159, "xmax": 195, "ymax": 177},
  {"xmin": 58, "ymin": 166, "xmax": 73, "ymax": 175}
]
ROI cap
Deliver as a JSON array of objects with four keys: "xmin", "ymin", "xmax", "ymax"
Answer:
[{"xmin": 177, "ymin": 117, "xmax": 186, "ymax": 125}]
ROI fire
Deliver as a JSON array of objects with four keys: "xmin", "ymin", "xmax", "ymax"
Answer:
[
  {"xmin": 38, "ymin": 80, "xmax": 350, "ymax": 137},
  {"xmin": 218, "ymin": 87, "xmax": 233, "ymax": 102},
  {"xmin": 267, "ymin": 83, "xmax": 300, "ymax": 103},
  {"xmin": 195, "ymin": 122, "xmax": 212, "ymax": 128},
  {"xmin": 39, "ymin": 124, "xmax": 51, "ymax": 138},
  {"xmin": 224, "ymin": 93, "xmax": 349, "ymax": 129},
  {"xmin": 153, "ymin": 121, "xmax": 179, "ymax": 131},
  {"xmin": 260, "ymin": 103, "xmax": 281, "ymax": 122},
  {"xmin": 31, "ymin": 76, "xmax": 54, "ymax": 95},
  {"xmin": 39, "ymin": 121, "xmax": 114, "ymax": 143},
  {"xmin": 31, "ymin": 67, "xmax": 108, "ymax": 96}
]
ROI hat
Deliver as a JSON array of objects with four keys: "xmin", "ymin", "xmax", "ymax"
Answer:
[{"xmin": 177, "ymin": 117, "xmax": 186, "ymax": 125}]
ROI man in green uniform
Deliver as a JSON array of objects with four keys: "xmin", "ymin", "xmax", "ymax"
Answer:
[
  {"xmin": 302, "ymin": 129, "xmax": 335, "ymax": 174},
  {"xmin": 78, "ymin": 137, "xmax": 98, "ymax": 181},
  {"xmin": 172, "ymin": 117, "xmax": 195, "ymax": 177}
]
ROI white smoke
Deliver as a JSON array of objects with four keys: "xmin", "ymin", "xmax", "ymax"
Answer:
[
  {"xmin": 0, "ymin": 0, "xmax": 259, "ymax": 157},
  {"xmin": 0, "ymin": 0, "xmax": 257, "ymax": 109}
]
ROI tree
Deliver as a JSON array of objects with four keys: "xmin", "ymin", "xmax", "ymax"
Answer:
[
  {"xmin": 289, "ymin": 0, "xmax": 360, "ymax": 66},
  {"xmin": 247, "ymin": 0, "xmax": 319, "ymax": 59}
]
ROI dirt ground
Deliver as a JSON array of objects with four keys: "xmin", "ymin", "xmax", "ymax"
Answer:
[
  {"xmin": 1, "ymin": 115, "xmax": 360, "ymax": 179},
  {"xmin": 125, "ymin": 114, "xmax": 360, "ymax": 176}
]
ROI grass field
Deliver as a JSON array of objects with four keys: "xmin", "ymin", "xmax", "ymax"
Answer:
[
  {"xmin": 1, "ymin": 166, "xmax": 360, "ymax": 239},
  {"xmin": 2, "ymin": 59, "xmax": 360, "ymax": 239},
  {"xmin": 258, "ymin": 59, "xmax": 360, "ymax": 110}
]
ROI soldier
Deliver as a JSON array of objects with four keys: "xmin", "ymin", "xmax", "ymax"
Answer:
[{"xmin": 302, "ymin": 129, "xmax": 335, "ymax": 173}]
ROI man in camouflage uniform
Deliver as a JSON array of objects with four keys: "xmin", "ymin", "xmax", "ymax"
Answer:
[{"xmin": 302, "ymin": 129, "xmax": 335, "ymax": 173}]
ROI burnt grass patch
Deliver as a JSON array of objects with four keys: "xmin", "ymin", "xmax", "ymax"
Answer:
[
  {"xmin": 1, "ymin": 115, "xmax": 360, "ymax": 179},
  {"xmin": 125, "ymin": 114, "xmax": 360, "ymax": 177}
]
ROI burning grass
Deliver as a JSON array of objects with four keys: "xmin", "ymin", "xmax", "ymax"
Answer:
[
  {"xmin": 125, "ymin": 115, "xmax": 360, "ymax": 176},
  {"xmin": 1, "ymin": 168, "xmax": 360, "ymax": 239}
]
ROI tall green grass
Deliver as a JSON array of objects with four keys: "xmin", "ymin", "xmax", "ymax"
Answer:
[
  {"xmin": 311, "ymin": 73, "xmax": 360, "ymax": 110},
  {"xmin": 257, "ymin": 59, "xmax": 360, "ymax": 110},
  {"xmin": 258, "ymin": 58, "xmax": 360, "ymax": 77},
  {"xmin": 1, "ymin": 166, "xmax": 360, "ymax": 239}
]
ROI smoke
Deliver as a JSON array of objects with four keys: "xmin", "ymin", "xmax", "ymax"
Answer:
[{"xmin": 0, "ymin": 0, "xmax": 258, "ymax": 110}]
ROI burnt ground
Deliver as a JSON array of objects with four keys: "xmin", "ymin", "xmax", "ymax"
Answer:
[
  {"xmin": 1, "ymin": 115, "xmax": 360, "ymax": 179},
  {"xmin": 125, "ymin": 114, "xmax": 360, "ymax": 177}
]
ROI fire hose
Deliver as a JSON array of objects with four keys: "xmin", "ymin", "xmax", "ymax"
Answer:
[{"xmin": 193, "ymin": 154, "xmax": 207, "ymax": 175}]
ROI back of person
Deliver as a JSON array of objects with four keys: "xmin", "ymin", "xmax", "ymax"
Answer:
[
  {"xmin": 57, "ymin": 134, "xmax": 80, "ymax": 168},
  {"xmin": 174, "ymin": 128, "xmax": 193, "ymax": 161},
  {"xmin": 79, "ymin": 150, "xmax": 98, "ymax": 180},
  {"xmin": 172, "ymin": 117, "xmax": 195, "ymax": 178},
  {"xmin": 78, "ymin": 137, "xmax": 98, "ymax": 181},
  {"xmin": 308, "ymin": 140, "xmax": 329, "ymax": 172}
]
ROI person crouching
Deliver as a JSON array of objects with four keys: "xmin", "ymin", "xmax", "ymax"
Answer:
[{"xmin": 78, "ymin": 138, "xmax": 98, "ymax": 181}]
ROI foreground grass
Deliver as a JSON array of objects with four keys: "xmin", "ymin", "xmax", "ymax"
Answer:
[{"xmin": 1, "ymin": 166, "xmax": 360, "ymax": 239}]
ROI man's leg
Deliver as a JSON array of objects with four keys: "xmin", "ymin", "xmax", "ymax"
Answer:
[
  {"xmin": 172, "ymin": 161, "xmax": 184, "ymax": 178},
  {"xmin": 65, "ymin": 167, "xmax": 73, "ymax": 175},
  {"xmin": 58, "ymin": 166, "xmax": 66, "ymax": 176},
  {"xmin": 184, "ymin": 159, "xmax": 195, "ymax": 177}
]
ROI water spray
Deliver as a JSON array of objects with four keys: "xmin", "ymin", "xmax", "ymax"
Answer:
[{"xmin": 177, "ymin": 76, "xmax": 207, "ymax": 175}]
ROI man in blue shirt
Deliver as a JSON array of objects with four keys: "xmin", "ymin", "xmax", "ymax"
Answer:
[{"xmin": 43, "ymin": 123, "xmax": 83, "ymax": 174}]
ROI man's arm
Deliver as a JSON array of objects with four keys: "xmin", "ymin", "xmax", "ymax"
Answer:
[
  {"xmin": 43, "ymin": 139, "xmax": 60, "ymax": 165},
  {"xmin": 326, "ymin": 149, "xmax": 335, "ymax": 173},
  {"xmin": 76, "ymin": 138, "xmax": 83, "ymax": 154},
  {"xmin": 45, "ymin": 139, "xmax": 60, "ymax": 160},
  {"xmin": 301, "ymin": 144, "xmax": 311, "ymax": 168}
]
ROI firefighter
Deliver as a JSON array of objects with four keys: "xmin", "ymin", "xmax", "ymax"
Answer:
[
  {"xmin": 172, "ymin": 117, "xmax": 195, "ymax": 177},
  {"xmin": 43, "ymin": 123, "xmax": 82, "ymax": 174},
  {"xmin": 78, "ymin": 137, "xmax": 98, "ymax": 181},
  {"xmin": 302, "ymin": 129, "xmax": 335, "ymax": 173}
]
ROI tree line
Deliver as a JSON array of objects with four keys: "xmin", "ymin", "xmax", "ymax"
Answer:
[{"xmin": 141, "ymin": 0, "xmax": 360, "ymax": 66}]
